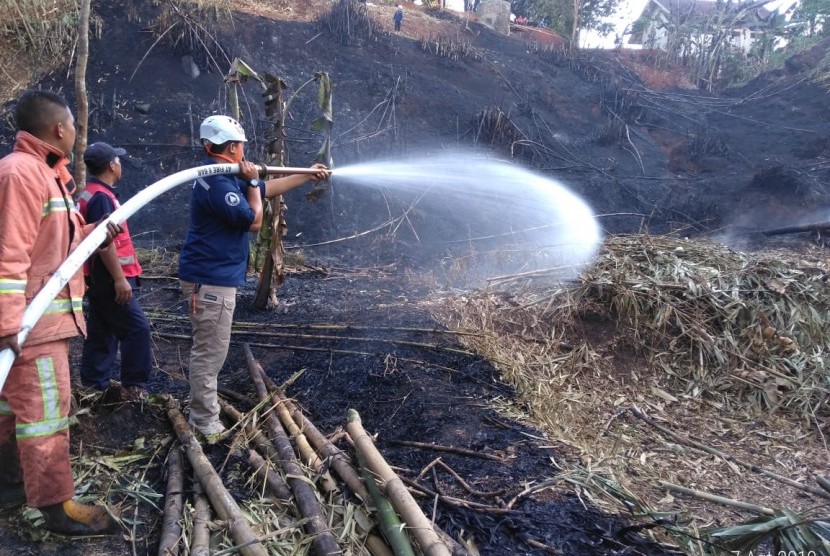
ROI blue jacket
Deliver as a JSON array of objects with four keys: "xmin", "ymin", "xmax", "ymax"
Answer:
[
  {"xmin": 394, "ymin": 9, "xmax": 403, "ymax": 22},
  {"xmin": 178, "ymin": 160, "xmax": 264, "ymax": 287}
]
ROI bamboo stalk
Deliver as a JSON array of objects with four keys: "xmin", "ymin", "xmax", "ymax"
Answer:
[
  {"xmin": 219, "ymin": 399, "xmax": 292, "ymax": 500},
  {"xmin": 163, "ymin": 395, "xmax": 267, "ymax": 556},
  {"xmin": 158, "ymin": 444, "xmax": 184, "ymax": 556},
  {"xmin": 155, "ymin": 334, "xmax": 462, "ymax": 374},
  {"xmin": 271, "ymin": 394, "xmax": 340, "ymax": 496},
  {"xmin": 389, "ymin": 440, "xmax": 507, "ymax": 463},
  {"xmin": 250, "ymin": 366, "xmax": 398, "ymax": 556},
  {"xmin": 156, "ymin": 328, "xmax": 476, "ymax": 357},
  {"xmin": 148, "ymin": 314, "xmax": 481, "ymax": 337},
  {"xmin": 219, "ymin": 399, "xmax": 281, "ymax": 463},
  {"xmin": 631, "ymin": 407, "xmax": 830, "ymax": 500},
  {"xmin": 255, "ymin": 368, "xmax": 370, "ymax": 502},
  {"xmin": 190, "ymin": 481, "xmax": 211, "ymax": 556},
  {"xmin": 247, "ymin": 448, "xmax": 293, "ymax": 502},
  {"xmin": 357, "ymin": 450, "xmax": 416, "ymax": 556},
  {"xmin": 347, "ymin": 409, "xmax": 451, "ymax": 556},
  {"xmin": 243, "ymin": 344, "xmax": 342, "ymax": 556},
  {"xmin": 659, "ymin": 481, "xmax": 775, "ymax": 516},
  {"xmin": 366, "ymin": 534, "xmax": 396, "ymax": 556}
]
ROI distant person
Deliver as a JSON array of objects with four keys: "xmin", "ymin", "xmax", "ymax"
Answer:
[
  {"xmin": 76, "ymin": 142, "xmax": 152, "ymax": 402},
  {"xmin": 0, "ymin": 90, "xmax": 119, "ymax": 535},
  {"xmin": 394, "ymin": 5, "xmax": 404, "ymax": 32},
  {"xmin": 178, "ymin": 115, "xmax": 328, "ymax": 444}
]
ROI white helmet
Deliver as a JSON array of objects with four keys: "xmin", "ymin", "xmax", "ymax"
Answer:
[{"xmin": 199, "ymin": 115, "xmax": 247, "ymax": 145}]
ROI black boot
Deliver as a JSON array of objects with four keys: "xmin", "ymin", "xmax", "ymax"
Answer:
[
  {"xmin": 0, "ymin": 440, "xmax": 25, "ymax": 508},
  {"xmin": 0, "ymin": 482, "xmax": 25, "ymax": 508},
  {"xmin": 40, "ymin": 500, "xmax": 119, "ymax": 535}
]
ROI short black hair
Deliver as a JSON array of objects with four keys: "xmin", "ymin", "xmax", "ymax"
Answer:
[
  {"xmin": 14, "ymin": 90, "xmax": 70, "ymax": 136},
  {"xmin": 85, "ymin": 161, "xmax": 109, "ymax": 176},
  {"xmin": 206, "ymin": 140, "xmax": 234, "ymax": 155}
]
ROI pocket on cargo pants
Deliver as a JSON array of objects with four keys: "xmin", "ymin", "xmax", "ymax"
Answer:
[{"xmin": 181, "ymin": 281, "xmax": 237, "ymax": 428}]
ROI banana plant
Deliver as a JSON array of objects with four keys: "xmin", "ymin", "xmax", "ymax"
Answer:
[{"xmin": 252, "ymin": 72, "xmax": 333, "ymax": 310}]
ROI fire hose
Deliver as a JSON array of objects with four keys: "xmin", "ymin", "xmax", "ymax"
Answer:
[{"xmin": 0, "ymin": 163, "xmax": 330, "ymax": 393}]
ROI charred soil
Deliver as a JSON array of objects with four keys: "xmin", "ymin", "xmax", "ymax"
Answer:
[{"xmin": 2, "ymin": 0, "xmax": 830, "ymax": 554}]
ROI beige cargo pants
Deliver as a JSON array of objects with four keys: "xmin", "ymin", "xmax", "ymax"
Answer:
[{"xmin": 180, "ymin": 281, "xmax": 236, "ymax": 435}]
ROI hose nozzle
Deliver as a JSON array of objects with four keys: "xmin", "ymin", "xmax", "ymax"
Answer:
[{"xmin": 256, "ymin": 164, "xmax": 332, "ymax": 179}]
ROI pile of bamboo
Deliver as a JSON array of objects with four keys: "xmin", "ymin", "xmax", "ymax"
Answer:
[{"xmin": 158, "ymin": 343, "xmax": 469, "ymax": 556}]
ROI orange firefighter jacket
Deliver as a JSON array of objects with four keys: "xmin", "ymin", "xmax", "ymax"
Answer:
[{"xmin": 0, "ymin": 131, "xmax": 87, "ymax": 346}]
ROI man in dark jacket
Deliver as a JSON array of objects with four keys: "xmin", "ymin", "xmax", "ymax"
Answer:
[
  {"xmin": 394, "ymin": 5, "xmax": 404, "ymax": 32},
  {"xmin": 178, "ymin": 115, "xmax": 327, "ymax": 443},
  {"xmin": 76, "ymin": 142, "xmax": 152, "ymax": 402}
]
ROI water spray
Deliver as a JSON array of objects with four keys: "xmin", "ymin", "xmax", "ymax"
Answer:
[{"xmin": 0, "ymin": 163, "xmax": 329, "ymax": 392}]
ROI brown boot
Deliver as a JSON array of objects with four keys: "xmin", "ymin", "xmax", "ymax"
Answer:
[{"xmin": 40, "ymin": 500, "xmax": 119, "ymax": 536}]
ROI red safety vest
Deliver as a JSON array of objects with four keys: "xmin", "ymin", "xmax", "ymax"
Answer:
[{"xmin": 76, "ymin": 182, "xmax": 142, "ymax": 278}]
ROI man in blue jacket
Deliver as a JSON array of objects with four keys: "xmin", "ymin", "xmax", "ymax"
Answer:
[
  {"xmin": 394, "ymin": 5, "xmax": 403, "ymax": 32},
  {"xmin": 178, "ymin": 115, "xmax": 327, "ymax": 443}
]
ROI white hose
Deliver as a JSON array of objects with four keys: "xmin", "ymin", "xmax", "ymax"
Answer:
[{"xmin": 0, "ymin": 163, "xmax": 244, "ymax": 392}]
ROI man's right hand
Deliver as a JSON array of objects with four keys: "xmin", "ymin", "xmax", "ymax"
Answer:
[
  {"xmin": 114, "ymin": 277, "xmax": 133, "ymax": 305},
  {"xmin": 0, "ymin": 334, "xmax": 21, "ymax": 357},
  {"xmin": 239, "ymin": 161, "xmax": 259, "ymax": 182}
]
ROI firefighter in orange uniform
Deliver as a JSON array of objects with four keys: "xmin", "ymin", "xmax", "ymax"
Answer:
[{"xmin": 0, "ymin": 90, "xmax": 119, "ymax": 535}]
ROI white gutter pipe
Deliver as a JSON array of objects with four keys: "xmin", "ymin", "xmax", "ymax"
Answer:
[{"xmin": 0, "ymin": 163, "xmax": 327, "ymax": 392}]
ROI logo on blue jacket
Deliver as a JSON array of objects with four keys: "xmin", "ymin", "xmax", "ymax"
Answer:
[{"xmin": 225, "ymin": 192, "xmax": 240, "ymax": 206}]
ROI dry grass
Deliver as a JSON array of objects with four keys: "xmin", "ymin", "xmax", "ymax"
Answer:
[
  {"xmin": 144, "ymin": 0, "xmax": 233, "ymax": 74},
  {"xmin": 426, "ymin": 234, "xmax": 830, "ymax": 554},
  {"xmin": 0, "ymin": 0, "xmax": 103, "ymax": 103}
]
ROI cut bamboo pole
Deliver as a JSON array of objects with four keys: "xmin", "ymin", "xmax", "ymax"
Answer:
[
  {"xmin": 252, "ymin": 367, "xmax": 397, "ymax": 556},
  {"xmin": 219, "ymin": 398, "xmax": 280, "ymax": 462},
  {"xmin": 347, "ymin": 409, "xmax": 451, "ymax": 556},
  {"xmin": 357, "ymin": 452, "xmax": 416, "ymax": 556},
  {"xmin": 659, "ymin": 481, "xmax": 775, "ymax": 516},
  {"xmin": 243, "ymin": 344, "xmax": 342, "ymax": 556},
  {"xmin": 190, "ymin": 481, "xmax": 211, "ymax": 556},
  {"xmin": 219, "ymin": 399, "xmax": 293, "ymax": 500},
  {"xmin": 158, "ymin": 444, "xmax": 184, "ymax": 556},
  {"xmin": 270, "ymin": 392, "xmax": 340, "ymax": 496},
  {"xmin": 256, "ymin": 367, "xmax": 370, "ymax": 502},
  {"xmin": 247, "ymin": 448, "xmax": 293, "ymax": 502},
  {"xmin": 163, "ymin": 395, "xmax": 267, "ymax": 556},
  {"xmin": 365, "ymin": 534, "xmax": 396, "ymax": 556}
]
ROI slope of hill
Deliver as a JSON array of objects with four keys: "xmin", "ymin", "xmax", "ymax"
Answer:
[{"xmin": 1, "ymin": 0, "xmax": 829, "ymax": 554}]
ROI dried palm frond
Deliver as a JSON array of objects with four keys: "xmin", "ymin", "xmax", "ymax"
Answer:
[{"xmin": 707, "ymin": 508, "xmax": 830, "ymax": 555}]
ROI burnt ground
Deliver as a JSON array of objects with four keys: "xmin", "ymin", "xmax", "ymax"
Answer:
[
  {"xmin": 2, "ymin": 0, "xmax": 830, "ymax": 553},
  {"xmin": 0, "ymin": 269, "xmax": 680, "ymax": 556}
]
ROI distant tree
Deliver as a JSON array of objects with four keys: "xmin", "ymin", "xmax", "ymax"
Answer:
[
  {"xmin": 786, "ymin": 0, "xmax": 830, "ymax": 37},
  {"xmin": 511, "ymin": 0, "xmax": 619, "ymax": 46}
]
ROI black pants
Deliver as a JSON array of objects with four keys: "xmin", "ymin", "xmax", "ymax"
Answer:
[{"xmin": 80, "ymin": 276, "xmax": 152, "ymax": 390}]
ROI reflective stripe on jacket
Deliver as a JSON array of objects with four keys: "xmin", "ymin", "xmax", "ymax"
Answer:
[
  {"xmin": 76, "ymin": 179, "xmax": 142, "ymax": 277},
  {"xmin": 0, "ymin": 131, "xmax": 87, "ymax": 344}
]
